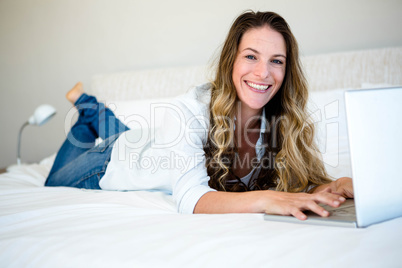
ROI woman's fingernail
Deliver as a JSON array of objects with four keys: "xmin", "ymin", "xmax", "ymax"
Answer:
[
  {"xmin": 339, "ymin": 197, "xmax": 346, "ymax": 202},
  {"xmin": 334, "ymin": 201, "xmax": 340, "ymax": 206}
]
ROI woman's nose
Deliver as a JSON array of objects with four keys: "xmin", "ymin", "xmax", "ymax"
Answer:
[{"xmin": 254, "ymin": 61, "xmax": 270, "ymax": 79}]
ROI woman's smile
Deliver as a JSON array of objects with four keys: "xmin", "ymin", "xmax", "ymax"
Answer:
[{"xmin": 244, "ymin": 80, "xmax": 272, "ymax": 92}]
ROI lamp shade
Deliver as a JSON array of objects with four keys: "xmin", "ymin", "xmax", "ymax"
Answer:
[
  {"xmin": 18, "ymin": 104, "xmax": 57, "ymax": 165},
  {"xmin": 28, "ymin": 104, "xmax": 56, "ymax": 126}
]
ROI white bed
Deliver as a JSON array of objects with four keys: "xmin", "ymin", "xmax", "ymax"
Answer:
[{"xmin": 1, "ymin": 47, "xmax": 402, "ymax": 267}]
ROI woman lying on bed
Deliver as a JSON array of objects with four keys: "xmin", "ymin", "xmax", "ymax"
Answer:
[{"xmin": 45, "ymin": 11, "xmax": 353, "ymax": 220}]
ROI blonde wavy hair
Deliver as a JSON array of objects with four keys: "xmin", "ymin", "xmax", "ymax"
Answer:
[{"xmin": 204, "ymin": 11, "xmax": 332, "ymax": 192}]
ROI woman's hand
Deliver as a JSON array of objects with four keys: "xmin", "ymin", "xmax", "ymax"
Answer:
[
  {"xmin": 257, "ymin": 191, "xmax": 346, "ymax": 221},
  {"xmin": 312, "ymin": 177, "xmax": 354, "ymax": 198}
]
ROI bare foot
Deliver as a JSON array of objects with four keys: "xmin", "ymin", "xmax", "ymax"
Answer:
[{"xmin": 66, "ymin": 82, "xmax": 84, "ymax": 105}]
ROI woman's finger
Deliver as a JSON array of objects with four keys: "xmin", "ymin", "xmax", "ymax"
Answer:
[
  {"xmin": 313, "ymin": 192, "xmax": 345, "ymax": 208},
  {"xmin": 305, "ymin": 200, "xmax": 330, "ymax": 217},
  {"xmin": 291, "ymin": 208, "xmax": 308, "ymax": 221}
]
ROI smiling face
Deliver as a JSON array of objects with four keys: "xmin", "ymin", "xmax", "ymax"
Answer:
[{"xmin": 232, "ymin": 25, "xmax": 287, "ymax": 116}]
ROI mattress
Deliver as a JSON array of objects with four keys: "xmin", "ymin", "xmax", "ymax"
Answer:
[{"xmin": 0, "ymin": 156, "xmax": 401, "ymax": 267}]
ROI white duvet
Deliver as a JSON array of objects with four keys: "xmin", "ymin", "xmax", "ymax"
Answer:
[{"xmin": 0, "ymin": 156, "xmax": 401, "ymax": 268}]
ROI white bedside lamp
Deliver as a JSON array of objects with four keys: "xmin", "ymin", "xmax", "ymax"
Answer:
[{"xmin": 17, "ymin": 104, "xmax": 57, "ymax": 165}]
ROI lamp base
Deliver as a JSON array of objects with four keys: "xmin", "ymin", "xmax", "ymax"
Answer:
[{"xmin": 17, "ymin": 121, "xmax": 29, "ymax": 165}]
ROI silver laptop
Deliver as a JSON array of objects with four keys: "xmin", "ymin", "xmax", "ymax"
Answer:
[{"xmin": 264, "ymin": 87, "xmax": 402, "ymax": 228}]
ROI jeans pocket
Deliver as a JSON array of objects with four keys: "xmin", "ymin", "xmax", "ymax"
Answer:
[{"xmin": 88, "ymin": 133, "xmax": 121, "ymax": 153}]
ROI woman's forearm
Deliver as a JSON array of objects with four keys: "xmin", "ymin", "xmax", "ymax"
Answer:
[
  {"xmin": 193, "ymin": 191, "xmax": 262, "ymax": 214},
  {"xmin": 193, "ymin": 189, "xmax": 347, "ymax": 220}
]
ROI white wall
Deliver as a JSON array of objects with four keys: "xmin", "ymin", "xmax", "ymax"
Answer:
[{"xmin": 1, "ymin": 0, "xmax": 401, "ymax": 167}]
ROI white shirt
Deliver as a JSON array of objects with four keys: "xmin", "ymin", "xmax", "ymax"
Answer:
[{"xmin": 100, "ymin": 83, "xmax": 266, "ymax": 214}]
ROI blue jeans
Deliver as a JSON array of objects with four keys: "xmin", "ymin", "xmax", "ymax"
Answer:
[{"xmin": 45, "ymin": 94, "xmax": 129, "ymax": 189}]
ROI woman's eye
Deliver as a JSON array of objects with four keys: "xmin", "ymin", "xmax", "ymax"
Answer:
[
  {"xmin": 246, "ymin": 55, "xmax": 256, "ymax": 60},
  {"xmin": 272, "ymin": 59, "xmax": 283, "ymax": 64}
]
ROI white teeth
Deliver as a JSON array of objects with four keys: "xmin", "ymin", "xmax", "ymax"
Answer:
[{"xmin": 246, "ymin": 81, "xmax": 269, "ymax": 90}]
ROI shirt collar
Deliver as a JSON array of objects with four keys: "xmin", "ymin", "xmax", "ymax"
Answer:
[{"xmin": 260, "ymin": 108, "xmax": 267, "ymax": 133}]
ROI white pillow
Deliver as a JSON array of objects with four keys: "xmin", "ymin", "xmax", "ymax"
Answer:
[
  {"xmin": 106, "ymin": 98, "xmax": 174, "ymax": 130},
  {"xmin": 308, "ymin": 89, "xmax": 353, "ymax": 179}
]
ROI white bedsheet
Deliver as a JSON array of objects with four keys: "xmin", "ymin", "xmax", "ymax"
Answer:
[{"xmin": 1, "ymin": 158, "xmax": 401, "ymax": 268}]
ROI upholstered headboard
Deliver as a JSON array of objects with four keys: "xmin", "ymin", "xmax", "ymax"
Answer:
[
  {"xmin": 90, "ymin": 65, "xmax": 209, "ymax": 101},
  {"xmin": 302, "ymin": 46, "xmax": 402, "ymax": 92},
  {"xmin": 90, "ymin": 47, "xmax": 402, "ymax": 101}
]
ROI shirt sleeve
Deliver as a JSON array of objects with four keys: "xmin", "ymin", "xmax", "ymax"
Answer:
[{"xmin": 156, "ymin": 90, "xmax": 216, "ymax": 214}]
